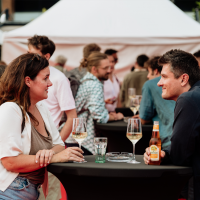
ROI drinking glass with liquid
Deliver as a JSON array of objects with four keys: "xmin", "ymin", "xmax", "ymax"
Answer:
[
  {"xmin": 94, "ymin": 137, "xmax": 107, "ymax": 163},
  {"xmin": 130, "ymin": 96, "xmax": 140, "ymax": 115},
  {"xmin": 128, "ymin": 88, "xmax": 136, "ymax": 100},
  {"xmin": 71, "ymin": 118, "xmax": 88, "ymax": 163},
  {"xmin": 126, "ymin": 118, "xmax": 142, "ymax": 164}
]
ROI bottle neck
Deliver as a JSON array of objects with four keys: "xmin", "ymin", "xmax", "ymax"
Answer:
[{"xmin": 152, "ymin": 130, "xmax": 160, "ymax": 138}]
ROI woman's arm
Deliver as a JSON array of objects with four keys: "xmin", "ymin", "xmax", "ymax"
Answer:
[
  {"xmin": 1, "ymin": 147, "xmax": 84, "ymax": 173},
  {"xmin": 1, "ymin": 155, "xmax": 43, "ymax": 173}
]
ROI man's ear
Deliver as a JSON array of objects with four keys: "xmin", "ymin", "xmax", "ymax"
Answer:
[
  {"xmin": 154, "ymin": 68, "xmax": 159, "ymax": 75},
  {"xmin": 44, "ymin": 53, "xmax": 51, "ymax": 61},
  {"xmin": 181, "ymin": 73, "xmax": 189, "ymax": 87},
  {"xmin": 25, "ymin": 76, "xmax": 31, "ymax": 88},
  {"xmin": 91, "ymin": 66, "xmax": 97, "ymax": 74}
]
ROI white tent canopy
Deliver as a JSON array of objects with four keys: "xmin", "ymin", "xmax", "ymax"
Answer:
[{"xmin": 3, "ymin": 0, "xmax": 200, "ymax": 80}]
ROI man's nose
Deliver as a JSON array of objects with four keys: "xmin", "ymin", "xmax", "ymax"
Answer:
[{"xmin": 157, "ymin": 78, "xmax": 162, "ymax": 87}]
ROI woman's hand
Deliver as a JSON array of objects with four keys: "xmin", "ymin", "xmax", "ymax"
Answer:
[
  {"xmin": 51, "ymin": 147, "xmax": 84, "ymax": 163},
  {"xmin": 35, "ymin": 149, "xmax": 55, "ymax": 167}
]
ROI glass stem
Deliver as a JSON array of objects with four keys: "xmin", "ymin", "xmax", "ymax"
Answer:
[
  {"xmin": 79, "ymin": 142, "xmax": 82, "ymax": 149},
  {"xmin": 132, "ymin": 142, "xmax": 136, "ymax": 161}
]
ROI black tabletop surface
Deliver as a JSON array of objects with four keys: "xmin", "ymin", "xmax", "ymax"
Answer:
[
  {"xmin": 48, "ymin": 155, "xmax": 192, "ymax": 178},
  {"xmin": 95, "ymin": 120, "xmax": 152, "ymax": 132}
]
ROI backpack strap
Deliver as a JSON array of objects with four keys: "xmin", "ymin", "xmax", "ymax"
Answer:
[{"xmin": 81, "ymin": 78, "xmax": 94, "ymax": 84}]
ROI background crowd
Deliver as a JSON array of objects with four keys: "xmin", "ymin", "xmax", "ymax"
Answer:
[{"xmin": 1, "ymin": 34, "xmax": 200, "ymax": 200}]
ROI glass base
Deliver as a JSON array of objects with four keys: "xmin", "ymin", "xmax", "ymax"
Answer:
[
  {"xmin": 74, "ymin": 160, "xmax": 87, "ymax": 163},
  {"xmin": 95, "ymin": 160, "xmax": 105, "ymax": 163},
  {"xmin": 127, "ymin": 160, "xmax": 140, "ymax": 164}
]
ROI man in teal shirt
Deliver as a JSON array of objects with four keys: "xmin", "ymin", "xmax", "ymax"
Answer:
[{"xmin": 139, "ymin": 56, "xmax": 175, "ymax": 149}]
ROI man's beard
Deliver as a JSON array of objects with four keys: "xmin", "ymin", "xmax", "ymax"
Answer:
[{"xmin": 98, "ymin": 73, "xmax": 109, "ymax": 81}]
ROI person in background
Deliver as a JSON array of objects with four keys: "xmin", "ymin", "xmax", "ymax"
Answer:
[
  {"xmin": 65, "ymin": 43, "xmax": 101, "ymax": 80},
  {"xmin": 104, "ymin": 49, "xmax": 118, "ymax": 64},
  {"xmin": 193, "ymin": 50, "xmax": 200, "ymax": 67},
  {"xmin": 0, "ymin": 53, "xmax": 83, "ymax": 200},
  {"xmin": 104, "ymin": 49, "xmax": 121, "ymax": 112},
  {"xmin": 0, "ymin": 64, "xmax": 6, "ymax": 77},
  {"xmin": 53, "ymin": 55, "xmax": 67, "ymax": 73},
  {"xmin": 0, "ymin": 61, "xmax": 7, "ymax": 66},
  {"xmin": 120, "ymin": 54, "xmax": 149, "ymax": 107},
  {"xmin": 65, "ymin": 52, "xmax": 123, "ymax": 155},
  {"xmin": 28, "ymin": 35, "xmax": 77, "ymax": 200},
  {"xmin": 134, "ymin": 56, "xmax": 175, "ymax": 149},
  {"xmin": 144, "ymin": 49, "xmax": 200, "ymax": 200}
]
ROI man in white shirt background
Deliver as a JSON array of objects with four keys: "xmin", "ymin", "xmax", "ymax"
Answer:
[
  {"xmin": 104, "ymin": 49, "xmax": 121, "ymax": 112},
  {"xmin": 28, "ymin": 35, "xmax": 77, "ymax": 200}
]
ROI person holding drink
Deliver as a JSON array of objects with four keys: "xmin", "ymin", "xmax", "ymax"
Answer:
[
  {"xmin": 144, "ymin": 49, "xmax": 200, "ymax": 200},
  {"xmin": 74, "ymin": 52, "xmax": 124, "ymax": 155},
  {"xmin": 0, "ymin": 53, "xmax": 83, "ymax": 199}
]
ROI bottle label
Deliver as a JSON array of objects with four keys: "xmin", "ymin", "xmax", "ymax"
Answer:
[
  {"xmin": 153, "ymin": 124, "xmax": 159, "ymax": 131},
  {"xmin": 150, "ymin": 145, "xmax": 159, "ymax": 161}
]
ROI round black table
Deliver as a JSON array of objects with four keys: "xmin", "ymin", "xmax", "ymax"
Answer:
[
  {"xmin": 95, "ymin": 120, "xmax": 153, "ymax": 155},
  {"xmin": 48, "ymin": 155, "xmax": 192, "ymax": 200}
]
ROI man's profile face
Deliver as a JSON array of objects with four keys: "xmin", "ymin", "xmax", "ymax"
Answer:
[
  {"xmin": 107, "ymin": 55, "xmax": 115, "ymax": 73},
  {"xmin": 96, "ymin": 59, "xmax": 111, "ymax": 81},
  {"xmin": 112, "ymin": 53, "xmax": 118, "ymax": 64},
  {"xmin": 147, "ymin": 67, "xmax": 155, "ymax": 80},
  {"xmin": 157, "ymin": 64, "xmax": 182, "ymax": 101}
]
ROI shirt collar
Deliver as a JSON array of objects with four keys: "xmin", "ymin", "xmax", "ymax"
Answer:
[{"xmin": 189, "ymin": 80, "xmax": 200, "ymax": 91}]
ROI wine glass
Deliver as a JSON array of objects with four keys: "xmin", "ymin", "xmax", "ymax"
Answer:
[
  {"xmin": 71, "ymin": 118, "xmax": 88, "ymax": 163},
  {"xmin": 128, "ymin": 88, "xmax": 136, "ymax": 100},
  {"xmin": 130, "ymin": 97, "xmax": 140, "ymax": 115},
  {"xmin": 126, "ymin": 118, "xmax": 142, "ymax": 164}
]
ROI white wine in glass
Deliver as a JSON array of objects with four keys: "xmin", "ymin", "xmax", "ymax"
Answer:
[
  {"xmin": 130, "ymin": 97, "xmax": 140, "ymax": 115},
  {"xmin": 71, "ymin": 118, "xmax": 87, "ymax": 163},
  {"xmin": 126, "ymin": 118, "xmax": 142, "ymax": 164}
]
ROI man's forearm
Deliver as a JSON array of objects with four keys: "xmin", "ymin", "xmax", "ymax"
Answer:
[
  {"xmin": 60, "ymin": 118, "xmax": 73, "ymax": 142},
  {"xmin": 141, "ymin": 118, "xmax": 151, "ymax": 125},
  {"xmin": 60, "ymin": 109, "xmax": 77, "ymax": 142}
]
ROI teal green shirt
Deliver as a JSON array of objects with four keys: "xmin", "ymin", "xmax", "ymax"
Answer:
[{"xmin": 139, "ymin": 76, "xmax": 175, "ymax": 149}]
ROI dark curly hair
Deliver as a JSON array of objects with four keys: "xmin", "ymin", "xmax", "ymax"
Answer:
[
  {"xmin": 158, "ymin": 49, "xmax": 200, "ymax": 87},
  {"xmin": 145, "ymin": 56, "xmax": 162, "ymax": 73},
  {"xmin": 28, "ymin": 35, "xmax": 55, "ymax": 57},
  {"xmin": 137, "ymin": 54, "xmax": 149, "ymax": 67}
]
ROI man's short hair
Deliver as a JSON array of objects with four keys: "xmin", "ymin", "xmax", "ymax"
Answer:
[
  {"xmin": 28, "ymin": 35, "xmax": 55, "ymax": 57},
  {"xmin": 55, "ymin": 55, "xmax": 67, "ymax": 66},
  {"xmin": 104, "ymin": 49, "xmax": 118, "ymax": 55},
  {"xmin": 137, "ymin": 54, "xmax": 149, "ymax": 67},
  {"xmin": 146, "ymin": 56, "xmax": 162, "ymax": 73},
  {"xmin": 193, "ymin": 50, "xmax": 200, "ymax": 58},
  {"xmin": 158, "ymin": 49, "xmax": 200, "ymax": 87},
  {"xmin": 83, "ymin": 43, "xmax": 101, "ymax": 58}
]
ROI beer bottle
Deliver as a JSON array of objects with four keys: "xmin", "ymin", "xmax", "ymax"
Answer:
[{"xmin": 149, "ymin": 121, "xmax": 161, "ymax": 165}]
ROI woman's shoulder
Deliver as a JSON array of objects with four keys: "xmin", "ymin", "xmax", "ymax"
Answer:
[{"xmin": 0, "ymin": 102, "xmax": 21, "ymax": 111}]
